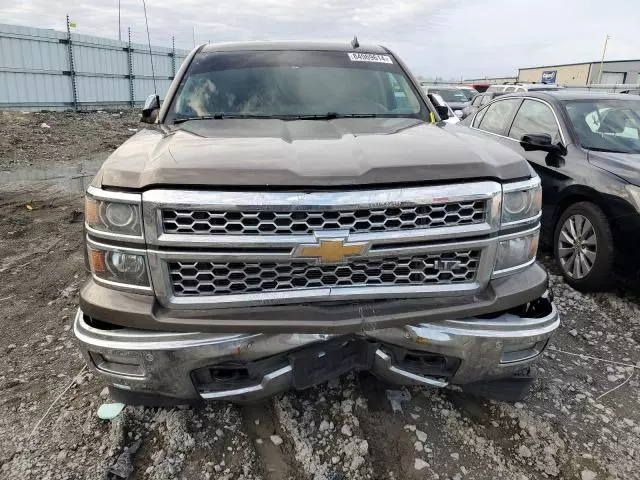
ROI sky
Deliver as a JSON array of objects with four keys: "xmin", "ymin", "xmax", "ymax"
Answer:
[{"xmin": 2, "ymin": 0, "xmax": 639, "ymax": 79}]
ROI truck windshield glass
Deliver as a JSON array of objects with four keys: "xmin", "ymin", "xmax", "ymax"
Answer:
[
  {"xmin": 166, "ymin": 50, "xmax": 423, "ymax": 123},
  {"xmin": 565, "ymin": 99, "xmax": 640, "ymax": 154}
]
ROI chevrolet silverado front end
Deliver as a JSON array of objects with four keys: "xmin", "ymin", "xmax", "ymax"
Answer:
[{"xmin": 75, "ymin": 41, "xmax": 558, "ymax": 405}]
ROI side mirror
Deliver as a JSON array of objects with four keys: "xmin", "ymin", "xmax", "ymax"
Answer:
[
  {"xmin": 427, "ymin": 93, "xmax": 449, "ymax": 120},
  {"xmin": 434, "ymin": 105, "xmax": 450, "ymax": 120},
  {"xmin": 141, "ymin": 94, "xmax": 160, "ymax": 124},
  {"xmin": 454, "ymin": 110, "xmax": 464, "ymax": 118},
  {"xmin": 520, "ymin": 133, "xmax": 565, "ymax": 154}
]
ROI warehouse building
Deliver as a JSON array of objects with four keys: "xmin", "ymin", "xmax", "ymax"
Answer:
[{"xmin": 518, "ymin": 59, "xmax": 640, "ymax": 85}]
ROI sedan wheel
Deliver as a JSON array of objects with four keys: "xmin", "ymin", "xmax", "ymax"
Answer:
[
  {"xmin": 557, "ymin": 214, "xmax": 597, "ymax": 279},
  {"xmin": 553, "ymin": 201, "xmax": 614, "ymax": 291}
]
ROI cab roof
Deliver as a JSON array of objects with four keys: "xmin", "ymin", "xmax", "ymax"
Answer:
[{"xmin": 201, "ymin": 41, "xmax": 389, "ymax": 54}]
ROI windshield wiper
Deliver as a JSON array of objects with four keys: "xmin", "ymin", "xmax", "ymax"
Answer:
[
  {"xmin": 294, "ymin": 113, "xmax": 380, "ymax": 120},
  {"xmin": 173, "ymin": 114, "xmax": 281, "ymax": 124},
  {"xmin": 173, "ymin": 112, "xmax": 383, "ymax": 124}
]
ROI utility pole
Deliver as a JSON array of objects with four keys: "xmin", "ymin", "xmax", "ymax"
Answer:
[
  {"xmin": 118, "ymin": 0, "xmax": 121, "ymax": 41},
  {"xmin": 192, "ymin": 25, "xmax": 196, "ymax": 48},
  {"xmin": 66, "ymin": 15, "xmax": 78, "ymax": 111},
  {"xmin": 597, "ymin": 34, "xmax": 611, "ymax": 84}
]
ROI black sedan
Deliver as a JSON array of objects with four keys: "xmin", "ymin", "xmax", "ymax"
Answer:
[{"xmin": 461, "ymin": 91, "xmax": 640, "ymax": 291}]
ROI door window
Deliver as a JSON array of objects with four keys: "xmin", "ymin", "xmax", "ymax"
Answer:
[
  {"xmin": 476, "ymin": 99, "xmax": 521, "ymax": 135},
  {"xmin": 508, "ymin": 99, "xmax": 560, "ymax": 141},
  {"xmin": 472, "ymin": 107, "xmax": 487, "ymax": 127},
  {"xmin": 480, "ymin": 95, "xmax": 493, "ymax": 105}
]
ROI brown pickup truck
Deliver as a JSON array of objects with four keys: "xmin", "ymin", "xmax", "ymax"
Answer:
[{"xmin": 75, "ymin": 41, "xmax": 558, "ymax": 405}]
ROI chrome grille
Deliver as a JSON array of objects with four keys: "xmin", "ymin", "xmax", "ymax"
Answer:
[
  {"xmin": 161, "ymin": 201, "xmax": 486, "ymax": 236},
  {"xmin": 168, "ymin": 251, "xmax": 481, "ymax": 296}
]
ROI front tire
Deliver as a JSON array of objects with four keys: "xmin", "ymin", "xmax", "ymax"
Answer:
[{"xmin": 553, "ymin": 201, "xmax": 614, "ymax": 291}]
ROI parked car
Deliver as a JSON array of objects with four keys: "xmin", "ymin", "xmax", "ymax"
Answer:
[
  {"xmin": 468, "ymin": 83, "xmax": 490, "ymax": 93},
  {"xmin": 461, "ymin": 91, "xmax": 506, "ymax": 119},
  {"xmin": 456, "ymin": 86, "xmax": 479, "ymax": 101},
  {"xmin": 462, "ymin": 91, "xmax": 640, "ymax": 290},
  {"xmin": 76, "ymin": 41, "xmax": 558, "ymax": 406},
  {"xmin": 421, "ymin": 85, "xmax": 470, "ymax": 117},
  {"xmin": 512, "ymin": 83, "xmax": 563, "ymax": 92},
  {"xmin": 486, "ymin": 85, "xmax": 509, "ymax": 93},
  {"xmin": 486, "ymin": 84, "xmax": 563, "ymax": 94}
]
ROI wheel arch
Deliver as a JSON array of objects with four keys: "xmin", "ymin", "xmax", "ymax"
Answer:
[{"xmin": 551, "ymin": 185, "xmax": 614, "ymax": 233}]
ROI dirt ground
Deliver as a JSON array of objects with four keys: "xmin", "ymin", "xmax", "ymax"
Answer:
[
  {"xmin": 1, "ymin": 111, "xmax": 639, "ymax": 480},
  {"xmin": 0, "ymin": 110, "xmax": 140, "ymax": 170}
]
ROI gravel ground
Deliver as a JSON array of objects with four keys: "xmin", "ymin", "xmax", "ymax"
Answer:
[{"xmin": 1, "ymin": 111, "xmax": 639, "ymax": 480}]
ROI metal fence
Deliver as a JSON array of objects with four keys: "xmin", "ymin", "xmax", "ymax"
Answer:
[{"xmin": 0, "ymin": 22, "xmax": 191, "ymax": 110}]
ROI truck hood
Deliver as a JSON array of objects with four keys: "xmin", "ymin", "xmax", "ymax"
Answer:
[
  {"xmin": 97, "ymin": 118, "xmax": 531, "ymax": 189},
  {"xmin": 588, "ymin": 150, "xmax": 640, "ymax": 187}
]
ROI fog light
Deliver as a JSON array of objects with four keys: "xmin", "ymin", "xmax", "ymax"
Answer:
[{"xmin": 90, "ymin": 351, "xmax": 145, "ymax": 377}]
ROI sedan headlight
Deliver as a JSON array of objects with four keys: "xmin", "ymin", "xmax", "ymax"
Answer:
[
  {"xmin": 85, "ymin": 187, "xmax": 143, "ymax": 240},
  {"xmin": 87, "ymin": 242, "xmax": 150, "ymax": 289},
  {"xmin": 502, "ymin": 178, "xmax": 542, "ymax": 225},
  {"xmin": 493, "ymin": 231, "xmax": 539, "ymax": 275}
]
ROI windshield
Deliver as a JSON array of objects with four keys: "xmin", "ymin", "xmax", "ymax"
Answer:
[
  {"xmin": 427, "ymin": 89, "xmax": 469, "ymax": 103},
  {"xmin": 166, "ymin": 50, "xmax": 424, "ymax": 122},
  {"xmin": 458, "ymin": 88, "xmax": 479, "ymax": 100},
  {"xmin": 564, "ymin": 99, "xmax": 640, "ymax": 154}
]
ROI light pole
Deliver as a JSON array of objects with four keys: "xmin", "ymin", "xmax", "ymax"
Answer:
[
  {"xmin": 118, "ymin": 0, "xmax": 121, "ymax": 41},
  {"xmin": 597, "ymin": 34, "xmax": 611, "ymax": 84}
]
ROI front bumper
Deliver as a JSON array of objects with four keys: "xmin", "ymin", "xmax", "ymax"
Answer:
[{"xmin": 75, "ymin": 294, "xmax": 559, "ymax": 404}]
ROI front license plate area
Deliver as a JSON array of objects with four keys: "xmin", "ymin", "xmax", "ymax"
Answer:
[{"xmin": 289, "ymin": 338, "xmax": 377, "ymax": 390}]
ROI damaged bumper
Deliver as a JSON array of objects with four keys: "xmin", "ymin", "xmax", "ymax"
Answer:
[{"xmin": 74, "ymin": 293, "xmax": 558, "ymax": 405}]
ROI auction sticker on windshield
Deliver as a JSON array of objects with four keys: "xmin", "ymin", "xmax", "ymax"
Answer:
[{"xmin": 348, "ymin": 52, "xmax": 393, "ymax": 64}]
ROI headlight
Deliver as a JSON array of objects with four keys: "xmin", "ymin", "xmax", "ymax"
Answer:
[
  {"xmin": 493, "ymin": 231, "xmax": 539, "ymax": 275},
  {"xmin": 85, "ymin": 188, "xmax": 143, "ymax": 240},
  {"xmin": 502, "ymin": 179, "xmax": 542, "ymax": 225},
  {"xmin": 87, "ymin": 243, "xmax": 150, "ymax": 288},
  {"xmin": 625, "ymin": 184, "xmax": 640, "ymax": 212}
]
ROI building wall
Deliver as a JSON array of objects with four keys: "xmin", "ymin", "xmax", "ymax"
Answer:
[
  {"xmin": 587, "ymin": 60, "xmax": 640, "ymax": 84},
  {"xmin": 518, "ymin": 63, "xmax": 591, "ymax": 85},
  {"xmin": 0, "ymin": 23, "xmax": 190, "ymax": 110}
]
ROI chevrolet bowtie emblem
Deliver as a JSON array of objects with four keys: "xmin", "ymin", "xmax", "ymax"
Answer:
[{"xmin": 295, "ymin": 239, "xmax": 368, "ymax": 263}]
